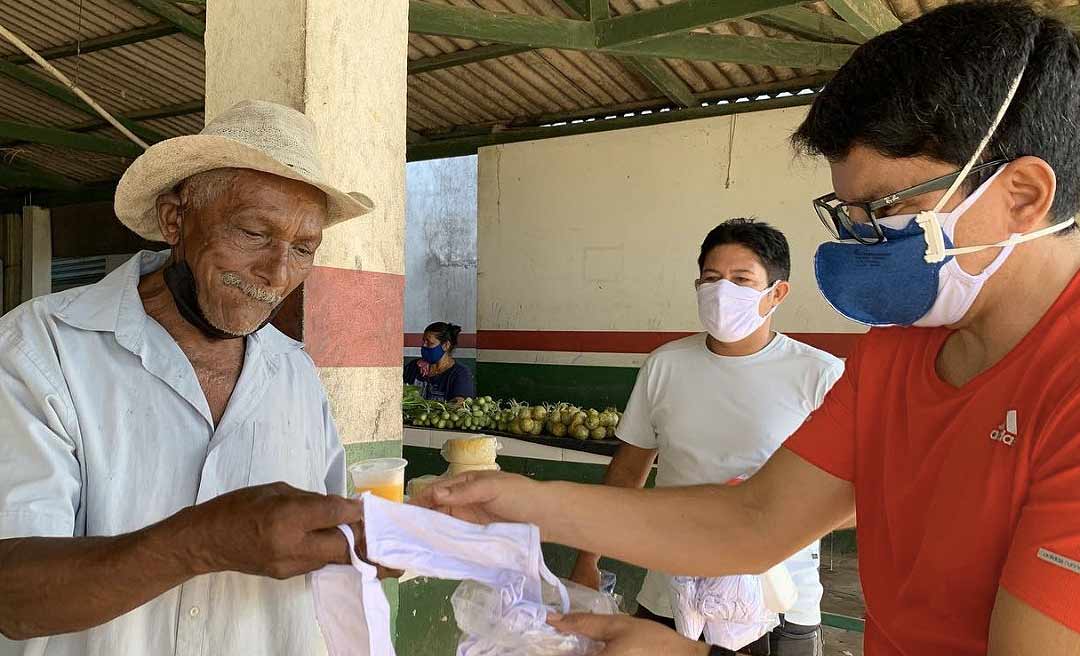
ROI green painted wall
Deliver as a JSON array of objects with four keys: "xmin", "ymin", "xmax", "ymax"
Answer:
[{"xmin": 476, "ymin": 362, "xmax": 638, "ymax": 409}]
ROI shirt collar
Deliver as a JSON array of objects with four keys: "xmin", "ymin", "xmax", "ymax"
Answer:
[{"xmin": 54, "ymin": 249, "xmax": 304, "ymax": 355}]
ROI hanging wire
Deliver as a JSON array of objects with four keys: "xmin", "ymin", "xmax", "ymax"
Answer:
[{"xmin": 74, "ymin": 0, "xmax": 84, "ymax": 87}]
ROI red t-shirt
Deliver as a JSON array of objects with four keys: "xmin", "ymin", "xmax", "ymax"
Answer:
[{"xmin": 785, "ymin": 274, "xmax": 1080, "ymax": 655}]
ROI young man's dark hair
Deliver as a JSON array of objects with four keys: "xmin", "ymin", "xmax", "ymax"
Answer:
[
  {"xmin": 793, "ymin": 0, "xmax": 1080, "ymax": 225},
  {"xmin": 698, "ymin": 218, "xmax": 791, "ymax": 284}
]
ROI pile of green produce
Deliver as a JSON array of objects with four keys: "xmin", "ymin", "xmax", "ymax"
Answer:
[{"xmin": 403, "ymin": 386, "xmax": 621, "ymax": 441}]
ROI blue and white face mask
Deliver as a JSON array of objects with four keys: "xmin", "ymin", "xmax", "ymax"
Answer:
[
  {"xmin": 814, "ymin": 171, "xmax": 998, "ymax": 327},
  {"xmin": 812, "ymin": 62, "xmax": 1076, "ymax": 328}
]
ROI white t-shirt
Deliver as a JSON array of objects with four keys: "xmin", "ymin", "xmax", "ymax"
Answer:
[{"xmin": 618, "ymin": 332, "xmax": 843, "ymax": 626}]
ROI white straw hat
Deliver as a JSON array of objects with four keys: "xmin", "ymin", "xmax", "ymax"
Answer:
[{"xmin": 115, "ymin": 99, "xmax": 375, "ymax": 241}]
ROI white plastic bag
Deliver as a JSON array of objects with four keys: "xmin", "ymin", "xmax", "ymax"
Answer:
[
  {"xmin": 452, "ymin": 578, "xmax": 619, "ymax": 656},
  {"xmin": 670, "ymin": 575, "xmax": 779, "ymax": 651}
]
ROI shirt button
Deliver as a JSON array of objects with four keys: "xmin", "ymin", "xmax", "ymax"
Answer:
[{"xmin": 189, "ymin": 606, "xmax": 200, "ymax": 618}]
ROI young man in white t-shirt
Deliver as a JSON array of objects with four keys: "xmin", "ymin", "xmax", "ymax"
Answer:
[{"xmin": 569, "ymin": 218, "xmax": 844, "ymax": 656}]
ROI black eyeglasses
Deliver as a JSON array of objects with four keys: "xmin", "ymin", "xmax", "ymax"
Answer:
[{"xmin": 813, "ymin": 160, "xmax": 1008, "ymax": 245}]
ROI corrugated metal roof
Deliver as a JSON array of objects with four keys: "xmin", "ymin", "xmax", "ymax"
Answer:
[{"xmin": 1, "ymin": 0, "xmax": 1078, "ymax": 195}]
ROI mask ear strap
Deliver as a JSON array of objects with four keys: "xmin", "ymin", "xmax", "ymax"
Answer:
[
  {"xmin": 941, "ymin": 218, "xmax": 1076, "ymax": 257},
  {"xmin": 919, "ymin": 63, "xmax": 1027, "ymax": 263},
  {"xmin": 538, "ymin": 560, "xmax": 570, "ymax": 613}
]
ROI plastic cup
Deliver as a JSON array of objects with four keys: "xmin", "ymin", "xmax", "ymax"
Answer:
[{"xmin": 349, "ymin": 457, "xmax": 408, "ymax": 502}]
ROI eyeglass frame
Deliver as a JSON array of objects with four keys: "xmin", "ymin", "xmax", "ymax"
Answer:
[{"xmin": 812, "ymin": 159, "xmax": 1009, "ymax": 245}]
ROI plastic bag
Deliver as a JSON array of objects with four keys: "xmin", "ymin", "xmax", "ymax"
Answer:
[{"xmin": 452, "ymin": 578, "xmax": 619, "ymax": 656}]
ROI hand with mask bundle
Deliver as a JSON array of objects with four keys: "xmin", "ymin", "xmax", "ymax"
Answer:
[{"xmin": 175, "ymin": 482, "xmax": 401, "ymax": 580}]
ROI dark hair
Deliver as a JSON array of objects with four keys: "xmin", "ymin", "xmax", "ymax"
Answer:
[
  {"xmin": 792, "ymin": 1, "xmax": 1080, "ymax": 226},
  {"xmin": 698, "ymin": 218, "xmax": 791, "ymax": 284},
  {"xmin": 425, "ymin": 322, "xmax": 462, "ymax": 351}
]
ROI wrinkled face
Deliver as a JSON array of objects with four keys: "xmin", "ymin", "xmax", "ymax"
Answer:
[{"xmin": 165, "ymin": 170, "xmax": 326, "ymax": 336}]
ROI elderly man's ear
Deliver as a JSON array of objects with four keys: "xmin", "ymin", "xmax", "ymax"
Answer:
[{"xmin": 155, "ymin": 192, "xmax": 183, "ymax": 247}]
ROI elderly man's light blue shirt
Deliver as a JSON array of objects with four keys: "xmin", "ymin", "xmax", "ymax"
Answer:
[{"xmin": 0, "ymin": 250, "xmax": 345, "ymax": 656}]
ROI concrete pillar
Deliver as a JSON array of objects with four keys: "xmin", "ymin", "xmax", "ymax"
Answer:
[
  {"xmin": 20, "ymin": 206, "xmax": 50, "ymax": 300},
  {"xmin": 204, "ymin": 1, "xmax": 408, "ymax": 464}
]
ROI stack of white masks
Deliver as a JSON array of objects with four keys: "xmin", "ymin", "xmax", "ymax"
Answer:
[
  {"xmin": 669, "ymin": 575, "xmax": 779, "ymax": 651},
  {"xmin": 312, "ymin": 493, "xmax": 606, "ymax": 656}
]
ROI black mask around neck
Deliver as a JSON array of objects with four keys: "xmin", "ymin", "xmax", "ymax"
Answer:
[{"xmin": 163, "ymin": 258, "xmax": 283, "ymax": 340}]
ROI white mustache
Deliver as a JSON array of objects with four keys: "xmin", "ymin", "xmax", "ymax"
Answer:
[{"xmin": 221, "ymin": 272, "xmax": 283, "ymax": 305}]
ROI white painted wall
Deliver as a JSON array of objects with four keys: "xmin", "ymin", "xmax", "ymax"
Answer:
[
  {"xmin": 404, "ymin": 155, "xmax": 478, "ymax": 336},
  {"xmin": 477, "ymin": 106, "xmax": 865, "ymax": 335}
]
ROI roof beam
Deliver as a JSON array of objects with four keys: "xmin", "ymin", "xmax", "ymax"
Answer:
[
  {"xmin": 607, "ymin": 32, "xmax": 857, "ymax": 70},
  {"xmin": 128, "ymin": 0, "xmax": 205, "ymax": 39},
  {"xmin": 2, "ymin": 23, "xmax": 179, "ymax": 65},
  {"xmin": 0, "ymin": 60, "xmax": 166, "ymax": 143},
  {"xmin": 408, "ymin": 44, "xmax": 532, "ymax": 75},
  {"xmin": 409, "ymin": 1, "xmax": 594, "ymax": 50},
  {"xmin": 561, "ymin": 1, "xmax": 696, "ymax": 109},
  {"xmin": 595, "ymin": 0, "xmax": 801, "ymax": 48},
  {"xmin": 823, "ymin": 0, "xmax": 900, "ymax": 39},
  {"xmin": 749, "ymin": 6, "xmax": 867, "ymax": 44},
  {"xmin": 0, "ymin": 162, "xmax": 79, "ymax": 191},
  {"xmin": 407, "ymin": 92, "xmax": 817, "ymax": 161},
  {"xmin": 0, "ymin": 120, "xmax": 143, "ymax": 157},
  {"xmin": 620, "ymin": 57, "xmax": 696, "ymax": 108},
  {"xmin": 409, "ymin": 2, "xmax": 854, "ymax": 69}
]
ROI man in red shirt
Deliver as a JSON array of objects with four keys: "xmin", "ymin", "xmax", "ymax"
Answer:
[{"xmin": 416, "ymin": 2, "xmax": 1080, "ymax": 654}]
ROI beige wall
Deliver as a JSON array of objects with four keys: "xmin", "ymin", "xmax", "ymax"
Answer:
[{"xmin": 477, "ymin": 106, "xmax": 865, "ymax": 335}]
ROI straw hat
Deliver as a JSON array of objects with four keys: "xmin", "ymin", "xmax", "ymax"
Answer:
[{"xmin": 115, "ymin": 99, "xmax": 375, "ymax": 241}]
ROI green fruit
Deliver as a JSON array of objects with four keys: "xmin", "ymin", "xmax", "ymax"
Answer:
[
  {"xmin": 551, "ymin": 423, "xmax": 567, "ymax": 438},
  {"xmin": 571, "ymin": 425, "xmax": 590, "ymax": 440},
  {"xmin": 590, "ymin": 427, "xmax": 607, "ymax": 440},
  {"xmin": 520, "ymin": 418, "xmax": 536, "ymax": 433},
  {"xmin": 585, "ymin": 416, "xmax": 600, "ymax": 430}
]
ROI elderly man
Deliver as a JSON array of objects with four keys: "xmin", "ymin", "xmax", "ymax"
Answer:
[{"xmin": 0, "ymin": 100, "xmax": 379, "ymax": 655}]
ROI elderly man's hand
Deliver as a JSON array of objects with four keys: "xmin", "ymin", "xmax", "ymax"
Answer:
[
  {"xmin": 180, "ymin": 482, "xmax": 396, "ymax": 580},
  {"xmin": 549, "ymin": 614, "xmax": 709, "ymax": 656}
]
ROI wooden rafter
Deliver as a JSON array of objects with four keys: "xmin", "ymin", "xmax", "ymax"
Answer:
[
  {"xmin": 2, "ymin": 23, "xmax": 179, "ymax": 65},
  {"xmin": 823, "ymin": 0, "xmax": 901, "ymax": 39},
  {"xmin": 749, "ymin": 6, "xmax": 866, "ymax": 44},
  {"xmin": 0, "ymin": 60, "xmax": 166, "ymax": 143},
  {"xmin": 128, "ymin": 0, "xmax": 205, "ymax": 39},
  {"xmin": 0, "ymin": 120, "xmax": 142, "ymax": 157},
  {"xmin": 595, "ymin": 0, "xmax": 801, "ymax": 47},
  {"xmin": 408, "ymin": 1, "xmax": 856, "ymax": 70}
]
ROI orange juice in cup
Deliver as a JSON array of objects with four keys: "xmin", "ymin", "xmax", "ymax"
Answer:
[{"xmin": 348, "ymin": 457, "xmax": 408, "ymax": 502}]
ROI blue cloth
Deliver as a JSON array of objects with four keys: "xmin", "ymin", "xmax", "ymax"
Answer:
[
  {"xmin": 0, "ymin": 250, "xmax": 345, "ymax": 656},
  {"xmin": 404, "ymin": 360, "xmax": 475, "ymax": 401}
]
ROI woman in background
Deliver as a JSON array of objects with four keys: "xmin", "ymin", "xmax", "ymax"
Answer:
[{"xmin": 404, "ymin": 321, "xmax": 475, "ymax": 402}]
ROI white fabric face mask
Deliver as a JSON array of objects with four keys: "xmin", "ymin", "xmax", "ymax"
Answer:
[
  {"xmin": 361, "ymin": 494, "xmax": 579, "ymax": 656},
  {"xmin": 310, "ymin": 524, "xmax": 395, "ymax": 656},
  {"xmin": 670, "ymin": 575, "xmax": 779, "ymax": 651},
  {"xmin": 696, "ymin": 280, "xmax": 778, "ymax": 343}
]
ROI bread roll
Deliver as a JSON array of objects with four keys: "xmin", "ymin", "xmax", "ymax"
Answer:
[{"xmin": 442, "ymin": 436, "xmax": 498, "ymax": 465}]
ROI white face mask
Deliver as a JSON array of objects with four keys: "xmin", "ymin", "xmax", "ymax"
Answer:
[
  {"xmin": 310, "ymin": 524, "xmax": 395, "ymax": 656},
  {"xmin": 696, "ymin": 279, "xmax": 778, "ymax": 343}
]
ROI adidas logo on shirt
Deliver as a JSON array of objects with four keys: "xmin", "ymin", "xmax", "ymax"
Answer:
[{"xmin": 990, "ymin": 410, "xmax": 1018, "ymax": 446}]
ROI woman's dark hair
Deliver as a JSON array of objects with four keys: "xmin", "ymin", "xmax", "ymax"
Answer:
[
  {"xmin": 698, "ymin": 218, "xmax": 791, "ymax": 284},
  {"xmin": 425, "ymin": 322, "xmax": 462, "ymax": 351},
  {"xmin": 792, "ymin": 0, "xmax": 1080, "ymax": 225}
]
